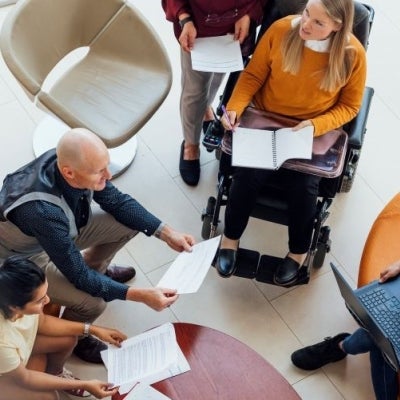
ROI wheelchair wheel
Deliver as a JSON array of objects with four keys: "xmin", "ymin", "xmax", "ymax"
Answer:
[{"xmin": 201, "ymin": 196, "xmax": 216, "ymax": 239}]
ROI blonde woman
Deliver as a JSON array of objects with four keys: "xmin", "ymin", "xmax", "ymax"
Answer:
[{"xmin": 216, "ymin": 0, "xmax": 367, "ymax": 284}]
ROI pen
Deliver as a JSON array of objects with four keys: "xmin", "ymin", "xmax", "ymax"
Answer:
[{"xmin": 221, "ymin": 105, "xmax": 234, "ymax": 131}]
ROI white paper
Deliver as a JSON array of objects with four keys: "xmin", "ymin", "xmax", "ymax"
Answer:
[
  {"xmin": 106, "ymin": 323, "xmax": 178, "ymax": 387},
  {"xmin": 191, "ymin": 35, "xmax": 244, "ymax": 72},
  {"xmin": 101, "ymin": 324, "xmax": 191, "ymax": 393},
  {"xmin": 157, "ymin": 236, "xmax": 220, "ymax": 294},
  {"xmin": 124, "ymin": 385, "xmax": 171, "ymax": 400},
  {"xmin": 232, "ymin": 125, "xmax": 313, "ymax": 170}
]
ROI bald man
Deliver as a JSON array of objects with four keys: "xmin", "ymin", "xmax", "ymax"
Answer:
[{"xmin": 0, "ymin": 128, "xmax": 195, "ymax": 364}]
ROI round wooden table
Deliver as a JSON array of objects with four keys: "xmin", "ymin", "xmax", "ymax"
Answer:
[{"xmin": 151, "ymin": 322, "xmax": 300, "ymax": 400}]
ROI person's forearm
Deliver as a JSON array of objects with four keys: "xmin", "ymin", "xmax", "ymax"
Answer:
[
  {"xmin": 157, "ymin": 224, "xmax": 175, "ymax": 242},
  {"xmin": 12, "ymin": 368, "xmax": 92, "ymax": 392},
  {"xmin": 125, "ymin": 287, "xmax": 147, "ymax": 302},
  {"xmin": 38, "ymin": 314, "xmax": 91, "ymax": 337}
]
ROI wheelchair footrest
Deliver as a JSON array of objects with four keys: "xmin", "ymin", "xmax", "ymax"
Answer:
[
  {"xmin": 256, "ymin": 255, "xmax": 310, "ymax": 287},
  {"xmin": 233, "ymin": 248, "xmax": 260, "ymax": 279},
  {"xmin": 215, "ymin": 247, "xmax": 311, "ymax": 287}
]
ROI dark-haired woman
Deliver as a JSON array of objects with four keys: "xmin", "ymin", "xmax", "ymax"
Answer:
[{"xmin": 0, "ymin": 256, "xmax": 126, "ymax": 400}]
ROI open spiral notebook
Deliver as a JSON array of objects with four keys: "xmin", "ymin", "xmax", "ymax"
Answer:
[
  {"xmin": 232, "ymin": 125, "xmax": 313, "ymax": 170},
  {"xmin": 232, "ymin": 107, "xmax": 348, "ymax": 178}
]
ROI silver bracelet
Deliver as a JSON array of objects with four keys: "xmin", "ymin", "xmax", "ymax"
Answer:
[{"xmin": 83, "ymin": 322, "xmax": 91, "ymax": 337}]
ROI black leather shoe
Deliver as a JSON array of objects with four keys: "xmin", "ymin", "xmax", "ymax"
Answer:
[
  {"xmin": 274, "ymin": 256, "xmax": 300, "ymax": 285},
  {"xmin": 73, "ymin": 336, "xmax": 107, "ymax": 364},
  {"xmin": 179, "ymin": 141, "xmax": 200, "ymax": 186},
  {"xmin": 216, "ymin": 249, "xmax": 237, "ymax": 278},
  {"xmin": 105, "ymin": 264, "xmax": 136, "ymax": 283}
]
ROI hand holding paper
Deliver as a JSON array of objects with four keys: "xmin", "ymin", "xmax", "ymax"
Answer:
[
  {"xmin": 157, "ymin": 236, "xmax": 221, "ymax": 294},
  {"xmin": 191, "ymin": 35, "xmax": 244, "ymax": 73}
]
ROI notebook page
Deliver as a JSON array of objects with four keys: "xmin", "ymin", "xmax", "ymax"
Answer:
[
  {"xmin": 232, "ymin": 127, "xmax": 275, "ymax": 169},
  {"xmin": 275, "ymin": 126, "xmax": 313, "ymax": 168}
]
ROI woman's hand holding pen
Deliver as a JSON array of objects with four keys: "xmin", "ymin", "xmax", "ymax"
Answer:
[{"xmin": 221, "ymin": 106, "xmax": 238, "ymax": 131}]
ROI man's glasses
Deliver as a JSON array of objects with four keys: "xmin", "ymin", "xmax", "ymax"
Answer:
[{"xmin": 205, "ymin": 8, "xmax": 238, "ymax": 25}]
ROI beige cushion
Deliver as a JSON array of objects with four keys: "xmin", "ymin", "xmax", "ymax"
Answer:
[{"xmin": 0, "ymin": 0, "xmax": 172, "ymax": 148}]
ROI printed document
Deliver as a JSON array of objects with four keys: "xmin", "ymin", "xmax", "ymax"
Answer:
[
  {"xmin": 105, "ymin": 323, "xmax": 178, "ymax": 387},
  {"xmin": 191, "ymin": 35, "xmax": 244, "ymax": 73},
  {"xmin": 123, "ymin": 385, "xmax": 171, "ymax": 400},
  {"xmin": 157, "ymin": 235, "xmax": 221, "ymax": 293}
]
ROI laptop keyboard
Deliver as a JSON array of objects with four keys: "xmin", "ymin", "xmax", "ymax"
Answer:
[{"xmin": 359, "ymin": 287, "xmax": 400, "ymax": 351}]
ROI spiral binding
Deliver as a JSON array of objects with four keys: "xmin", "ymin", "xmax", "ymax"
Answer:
[{"xmin": 272, "ymin": 130, "xmax": 278, "ymax": 169}]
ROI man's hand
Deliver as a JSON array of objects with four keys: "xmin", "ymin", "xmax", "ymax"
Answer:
[
  {"xmin": 379, "ymin": 260, "xmax": 400, "ymax": 283},
  {"xmin": 159, "ymin": 224, "xmax": 195, "ymax": 252},
  {"xmin": 126, "ymin": 287, "xmax": 179, "ymax": 311}
]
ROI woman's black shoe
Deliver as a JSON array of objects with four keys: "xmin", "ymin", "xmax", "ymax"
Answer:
[
  {"xmin": 216, "ymin": 249, "xmax": 237, "ymax": 278},
  {"xmin": 179, "ymin": 141, "xmax": 200, "ymax": 186},
  {"xmin": 274, "ymin": 256, "xmax": 300, "ymax": 285}
]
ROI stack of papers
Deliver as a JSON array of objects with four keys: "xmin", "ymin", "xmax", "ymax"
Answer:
[
  {"xmin": 191, "ymin": 35, "xmax": 244, "ymax": 73},
  {"xmin": 101, "ymin": 323, "xmax": 190, "ymax": 399}
]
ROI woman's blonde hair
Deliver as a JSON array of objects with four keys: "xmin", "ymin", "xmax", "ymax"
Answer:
[{"xmin": 281, "ymin": 0, "xmax": 355, "ymax": 92}]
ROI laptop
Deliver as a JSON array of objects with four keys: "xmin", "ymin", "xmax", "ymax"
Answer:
[{"xmin": 331, "ymin": 262, "xmax": 400, "ymax": 371}]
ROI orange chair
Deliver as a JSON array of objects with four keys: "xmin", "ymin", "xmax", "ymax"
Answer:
[
  {"xmin": 357, "ymin": 192, "xmax": 400, "ymax": 397},
  {"xmin": 358, "ymin": 193, "xmax": 400, "ymax": 287}
]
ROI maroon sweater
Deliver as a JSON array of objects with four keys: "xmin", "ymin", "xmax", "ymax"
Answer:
[{"xmin": 162, "ymin": 0, "xmax": 267, "ymax": 51}]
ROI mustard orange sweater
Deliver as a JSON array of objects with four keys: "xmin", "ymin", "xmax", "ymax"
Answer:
[{"xmin": 226, "ymin": 16, "xmax": 367, "ymax": 136}]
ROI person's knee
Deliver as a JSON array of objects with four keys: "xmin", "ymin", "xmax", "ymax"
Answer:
[
  {"xmin": 36, "ymin": 391, "xmax": 58, "ymax": 400},
  {"xmin": 290, "ymin": 173, "xmax": 320, "ymax": 196},
  {"xmin": 63, "ymin": 335, "xmax": 78, "ymax": 351},
  {"xmin": 41, "ymin": 391, "xmax": 59, "ymax": 400},
  {"xmin": 64, "ymin": 296, "xmax": 107, "ymax": 322},
  {"xmin": 82, "ymin": 297, "xmax": 107, "ymax": 321}
]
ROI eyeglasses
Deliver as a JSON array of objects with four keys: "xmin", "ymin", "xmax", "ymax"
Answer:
[{"xmin": 205, "ymin": 8, "xmax": 238, "ymax": 25}]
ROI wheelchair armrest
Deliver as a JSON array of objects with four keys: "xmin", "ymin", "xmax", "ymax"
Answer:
[{"xmin": 343, "ymin": 86, "xmax": 374, "ymax": 149}]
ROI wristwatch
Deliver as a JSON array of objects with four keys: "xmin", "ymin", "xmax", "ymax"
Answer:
[
  {"xmin": 179, "ymin": 16, "xmax": 193, "ymax": 29},
  {"xmin": 83, "ymin": 322, "xmax": 91, "ymax": 337}
]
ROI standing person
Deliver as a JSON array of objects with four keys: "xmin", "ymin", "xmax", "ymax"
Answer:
[
  {"xmin": 162, "ymin": 0, "xmax": 266, "ymax": 186},
  {"xmin": 0, "ymin": 128, "xmax": 195, "ymax": 364},
  {"xmin": 216, "ymin": 0, "xmax": 367, "ymax": 284},
  {"xmin": 291, "ymin": 260, "xmax": 400, "ymax": 400},
  {"xmin": 0, "ymin": 256, "xmax": 126, "ymax": 400}
]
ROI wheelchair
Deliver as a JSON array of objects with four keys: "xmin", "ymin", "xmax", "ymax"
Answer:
[{"xmin": 201, "ymin": 1, "xmax": 375, "ymax": 287}]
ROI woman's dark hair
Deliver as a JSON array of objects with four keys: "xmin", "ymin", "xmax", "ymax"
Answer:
[{"xmin": 0, "ymin": 256, "xmax": 46, "ymax": 319}]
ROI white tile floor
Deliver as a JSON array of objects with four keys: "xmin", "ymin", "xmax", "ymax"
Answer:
[{"xmin": 0, "ymin": 1, "xmax": 398, "ymax": 399}]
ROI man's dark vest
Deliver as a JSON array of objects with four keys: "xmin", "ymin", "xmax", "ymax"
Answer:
[{"xmin": 0, "ymin": 149, "xmax": 91, "ymax": 260}]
